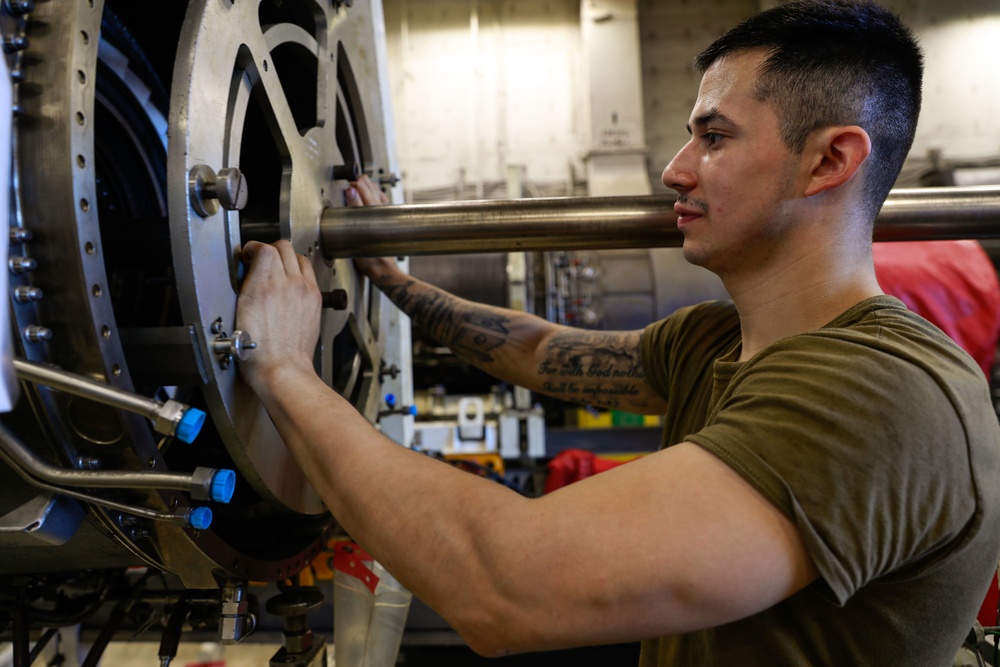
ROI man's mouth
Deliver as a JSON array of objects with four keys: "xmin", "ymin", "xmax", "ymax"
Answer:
[{"xmin": 674, "ymin": 197, "xmax": 707, "ymax": 226}]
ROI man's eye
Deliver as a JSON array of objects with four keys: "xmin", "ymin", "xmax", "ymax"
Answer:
[{"xmin": 704, "ymin": 132, "xmax": 724, "ymax": 146}]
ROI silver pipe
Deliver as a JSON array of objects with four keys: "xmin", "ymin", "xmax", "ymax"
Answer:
[
  {"xmin": 320, "ymin": 185, "xmax": 1000, "ymax": 258},
  {"xmin": 872, "ymin": 186, "xmax": 1000, "ymax": 241},
  {"xmin": 13, "ymin": 359, "xmax": 204, "ymax": 442},
  {"xmin": 0, "ymin": 418, "xmax": 217, "ymax": 498},
  {"xmin": 0, "ymin": 436, "xmax": 191, "ymax": 525},
  {"xmin": 15, "ymin": 358, "xmax": 162, "ymax": 419},
  {"xmin": 322, "ymin": 194, "xmax": 680, "ymax": 258}
]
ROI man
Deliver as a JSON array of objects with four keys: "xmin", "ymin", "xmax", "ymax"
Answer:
[{"xmin": 236, "ymin": 1, "xmax": 1000, "ymax": 664}]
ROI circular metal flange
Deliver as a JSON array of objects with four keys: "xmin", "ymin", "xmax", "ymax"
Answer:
[{"xmin": 168, "ymin": 0, "xmax": 388, "ymax": 515}]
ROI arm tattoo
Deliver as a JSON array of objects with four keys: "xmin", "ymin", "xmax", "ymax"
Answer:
[
  {"xmin": 537, "ymin": 330, "xmax": 647, "ymax": 409},
  {"xmin": 380, "ymin": 278, "xmax": 511, "ymax": 364}
]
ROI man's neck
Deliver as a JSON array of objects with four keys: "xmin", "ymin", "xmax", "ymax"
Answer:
[{"xmin": 723, "ymin": 243, "xmax": 883, "ymax": 362}]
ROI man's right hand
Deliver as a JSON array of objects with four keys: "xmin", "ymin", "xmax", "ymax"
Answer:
[
  {"xmin": 236, "ymin": 240, "xmax": 322, "ymax": 395},
  {"xmin": 345, "ymin": 175, "xmax": 394, "ymax": 280}
]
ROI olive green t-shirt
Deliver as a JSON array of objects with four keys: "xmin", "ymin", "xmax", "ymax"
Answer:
[{"xmin": 638, "ymin": 296, "xmax": 1000, "ymax": 666}]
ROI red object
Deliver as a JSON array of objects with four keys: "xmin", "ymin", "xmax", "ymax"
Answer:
[
  {"xmin": 544, "ymin": 449, "xmax": 636, "ymax": 494},
  {"xmin": 874, "ymin": 240, "xmax": 1000, "ymax": 627},
  {"xmin": 980, "ymin": 576, "xmax": 1000, "ymax": 629},
  {"xmin": 873, "ymin": 240, "xmax": 1000, "ymax": 378},
  {"xmin": 333, "ymin": 542, "xmax": 380, "ymax": 594}
]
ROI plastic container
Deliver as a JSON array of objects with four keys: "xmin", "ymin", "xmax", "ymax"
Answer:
[
  {"xmin": 362, "ymin": 562, "xmax": 412, "ymax": 667},
  {"xmin": 332, "ymin": 545, "xmax": 412, "ymax": 667}
]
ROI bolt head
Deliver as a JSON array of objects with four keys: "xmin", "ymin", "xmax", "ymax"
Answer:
[{"xmin": 217, "ymin": 168, "xmax": 249, "ymax": 211}]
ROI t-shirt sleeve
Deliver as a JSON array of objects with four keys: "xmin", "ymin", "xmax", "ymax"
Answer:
[
  {"xmin": 640, "ymin": 301, "xmax": 741, "ymax": 403},
  {"xmin": 686, "ymin": 335, "xmax": 978, "ymax": 604}
]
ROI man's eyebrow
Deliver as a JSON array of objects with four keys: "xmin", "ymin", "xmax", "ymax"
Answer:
[{"xmin": 685, "ymin": 109, "xmax": 738, "ymax": 135}]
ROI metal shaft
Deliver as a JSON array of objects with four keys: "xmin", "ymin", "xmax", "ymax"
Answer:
[{"xmin": 320, "ymin": 185, "xmax": 1000, "ymax": 258}]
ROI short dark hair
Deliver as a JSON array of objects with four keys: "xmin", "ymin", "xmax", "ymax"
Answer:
[{"xmin": 696, "ymin": 0, "xmax": 923, "ymax": 224}]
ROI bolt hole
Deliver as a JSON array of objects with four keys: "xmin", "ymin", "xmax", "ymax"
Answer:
[
  {"xmin": 84, "ymin": 241, "xmax": 95, "ymax": 255},
  {"xmin": 75, "ymin": 111, "xmax": 85, "ymax": 126},
  {"xmin": 76, "ymin": 154, "xmax": 86, "ymax": 168},
  {"xmin": 80, "ymin": 31, "xmax": 89, "ymax": 45},
  {"xmin": 100, "ymin": 325, "xmax": 110, "ymax": 339},
  {"xmin": 147, "ymin": 456, "xmax": 156, "ymax": 468},
  {"xmin": 263, "ymin": 59, "xmax": 268, "ymax": 72},
  {"xmin": 77, "ymin": 70, "xmax": 86, "ymax": 85},
  {"xmin": 79, "ymin": 198, "xmax": 89, "ymax": 212},
  {"xmin": 91, "ymin": 284, "xmax": 101, "ymax": 297},
  {"xmin": 111, "ymin": 364, "xmax": 121, "ymax": 377}
]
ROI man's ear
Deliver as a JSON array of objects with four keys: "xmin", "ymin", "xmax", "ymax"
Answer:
[{"xmin": 803, "ymin": 126, "xmax": 872, "ymax": 197}]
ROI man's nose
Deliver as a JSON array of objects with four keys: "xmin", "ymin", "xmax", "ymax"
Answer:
[{"xmin": 661, "ymin": 147, "xmax": 696, "ymax": 194}]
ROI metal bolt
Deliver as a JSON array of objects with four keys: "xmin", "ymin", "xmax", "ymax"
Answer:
[
  {"xmin": 129, "ymin": 527, "xmax": 150, "ymax": 541},
  {"xmin": 379, "ymin": 173, "xmax": 401, "ymax": 188},
  {"xmin": 9, "ymin": 228, "xmax": 31, "ymax": 243},
  {"xmin": 9, "ymin": 256, "xmax": 36, "ymax": 274},
  {"xmin": 215, "ymin": 168, "xmax": 249, "ymax": 210},
  {"xmin": 211, "ymin": 318, "xmax": 224, "ymax": 335},
  {"xmin": 117, "ymin": 513, "xmax": 137, "ymax": 527},
  {"xmin": 9, "ymin": 69, "xmax": 24, "ymax": 83},
  {"xmin": 380, "ymin": 362, "xmax": 400, "ymax": 380},
  {"xmin": 4, "ymin": 0, "xmax": 35, "ymax": 15},
  {"xmin": 13, "ymin": 285, "xmax": 42, "ymax": 303},
  {"xmin": 332, "ymin": 163, "xmax": 361, "ymax": 182},
  {"xmin": 189, "ymin": 165, "xmax": 249, "ymax": 218},
  {"xmin": 78, "ymin": 456, "xmax": 100, "ymax": 470},
  {"xmin": 219, "ymin": 354, "xmax": 233, "ymax": 371},
  {"xmin": 23, "ymin": 325, "xmax": 51, "ymax": 343},
  {"xmin": 2, "ymin": 35, "xmax": 28, "ymax": 53},
  {"xmin": 321, "ymin": 289, "xmax": 348, "ymax": 310},
  {"xmin": 213, "ymin": 331, "xmax": 257, "ymax": 361}
]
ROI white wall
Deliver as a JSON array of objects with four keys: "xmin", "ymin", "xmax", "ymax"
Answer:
[
  {"xmin": 383, "ymin": 0, "xmax": 586, "ymax": 198},
  {"xmin": 381, "ymin": 0, "xmax": 1000, "ymax": 199},
  {"xmin": 887, "ymin": 0, "xmax": 1000, "ymax": 162},
  {"xmin": 637, "ymin": 0, "xmax": 758, "ymax": 193}
]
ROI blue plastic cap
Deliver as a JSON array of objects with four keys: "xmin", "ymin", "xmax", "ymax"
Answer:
[
  {"xmin": 189, "ymin": 506, "xmax": 213, "ymax": 530},
  {"xmin": 384, "ymin": 393, "xmax": 397, "ymax": 408},
  {"xmin": 408, "ymin": 405, "xmax": 418, "ymax": 416},
  {"xmin": 176, "ymin": 408, "xmax": 207, "ymax": 444},
  {"xmin": 210, "ymin": 469, "xmax": 236, "ymax": 504}
]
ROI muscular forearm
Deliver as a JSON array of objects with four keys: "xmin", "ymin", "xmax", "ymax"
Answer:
[{"xmin": 251, "ymin": 364, "xmax": 545, "ymax": 655}]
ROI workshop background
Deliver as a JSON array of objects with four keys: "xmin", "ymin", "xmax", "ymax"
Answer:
[
  {"xmin": 385, "ymin": 0, "xmax": 1000, "ymax": 201},
  {"xmin": 2, "ymin": 0, "xmax": 999, "ymax": 666}
]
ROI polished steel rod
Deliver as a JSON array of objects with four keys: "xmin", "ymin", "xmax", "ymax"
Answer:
[{"xmin": 320, "ymin": 185, "xmax": 1000, "ymax": 258}]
